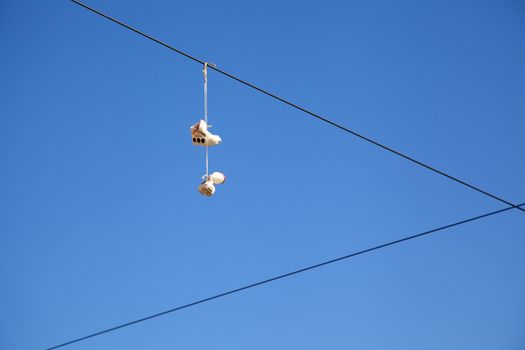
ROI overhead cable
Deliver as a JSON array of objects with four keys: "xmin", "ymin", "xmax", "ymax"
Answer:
[
  {"xmin": 45, "ymin": 202, "xmax": 524, "ymax": 349},
  {"xmin": 69, "ymin": 0, "xmax": 524, "ymax": 213}
]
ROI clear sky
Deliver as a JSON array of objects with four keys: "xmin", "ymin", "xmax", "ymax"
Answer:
[{"xmin": 1, "ymin": 0, "xmax": 524, "ymax": 349}]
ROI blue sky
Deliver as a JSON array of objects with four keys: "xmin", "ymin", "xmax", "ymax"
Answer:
[{"xmin": 1, "ymin": 0, "xmax": 524, "ymax": 349}]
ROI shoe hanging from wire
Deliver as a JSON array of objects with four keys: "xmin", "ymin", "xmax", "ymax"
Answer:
[{"xmin": 190, "ymin": 62, "xmax": 226, "ymax": 196}]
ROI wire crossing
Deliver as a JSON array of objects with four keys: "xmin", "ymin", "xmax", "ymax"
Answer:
[
  {"xmin": 69, "ymin": 0, "xmax": 524, "ymax": 213},
  {"xmin": 45, "ymin": 202, "xmax": 524, "ymax": 349}
]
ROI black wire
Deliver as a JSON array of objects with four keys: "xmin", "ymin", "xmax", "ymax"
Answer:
[
  {"xmin": 69, "ymin": 0, "xmax": 524, "ymax": 213},
  {"xmin": 45, "ymin": 202, "xmax": 524, "ymax": 349}
]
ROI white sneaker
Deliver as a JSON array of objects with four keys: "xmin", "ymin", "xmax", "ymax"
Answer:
[
  {"xmin": 190, "ymin": 120, "xmax": 222, "ymax": 146},
  {"xmin": 197, "ymin": 172, "xmax": 225, "ymax": 196},
  {"xmin": 198, "ymin": 179, "xmax": 215, "ymax": 196},
  {"xmin": 209, "ymin": 171, "xmax": 226, "ymax": 185}
]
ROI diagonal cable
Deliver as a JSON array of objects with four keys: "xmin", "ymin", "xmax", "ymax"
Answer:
[
  {"xmin": 68, "ymin": 0, "xmax": 524, "ymax": 213},
  {"xmin": 45, "ymin": 202, "xmax": 524, "ymax": 349}
]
